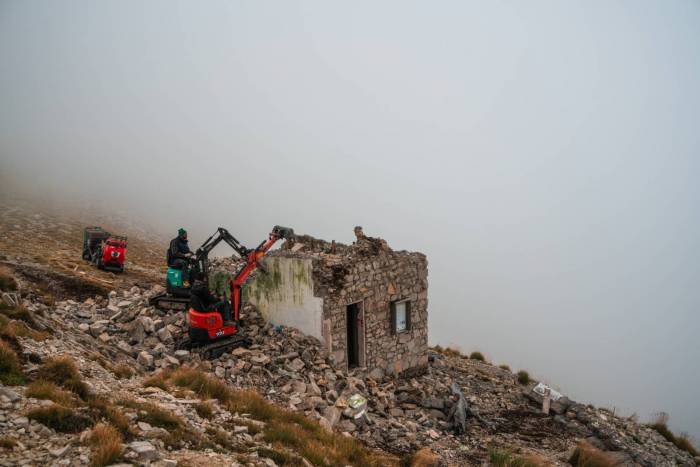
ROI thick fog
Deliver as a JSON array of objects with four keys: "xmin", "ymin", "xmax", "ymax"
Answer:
[{"xmin": 1, "ymin": 1, "xmax": 699, "ymax": 438}]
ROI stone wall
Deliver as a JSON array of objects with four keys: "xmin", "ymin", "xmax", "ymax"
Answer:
[
  {"xmin": 318, "ymin": 251, "xmax": 429, "ymax": 376},
  {"xmin": 246, "ymin": 229, "xmax": 429, "ymax": 377}
]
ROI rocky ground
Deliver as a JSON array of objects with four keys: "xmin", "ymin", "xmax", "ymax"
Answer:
[{"xmin": 1, "ymin": 198, "xmax": 698, "ymax": 466}]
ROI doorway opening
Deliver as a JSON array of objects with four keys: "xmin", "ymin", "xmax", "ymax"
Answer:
[{"xmin": 346, "ymin": 302, "xmax": 364, "ymax": 368}]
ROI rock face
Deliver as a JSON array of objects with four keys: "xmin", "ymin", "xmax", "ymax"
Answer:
[{"xmin": 244, "ymin": 228, "xmax": 430, "ymax": 377}]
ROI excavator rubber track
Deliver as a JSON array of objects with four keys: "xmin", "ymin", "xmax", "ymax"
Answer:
[
  {"xmin": 148, "ymin": 293, "xmax": 190, "ymax": 312},
  {"xmin": 177, "ymin": 334, "xmax": 251, "ymax": 360}
]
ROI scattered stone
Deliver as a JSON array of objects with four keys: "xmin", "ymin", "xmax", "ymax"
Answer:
[{"xmin": 129, "ymin": 441, "xmax": 159, "ymax": 461}]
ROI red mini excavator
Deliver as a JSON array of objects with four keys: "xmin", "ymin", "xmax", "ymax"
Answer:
[{"xmin": 177, "ymin": 225, "xmax": 294, "ymax": 358}]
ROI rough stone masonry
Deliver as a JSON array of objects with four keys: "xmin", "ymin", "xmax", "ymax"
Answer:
[{"xmin": 245, "ymin": 227, "xmax": 429, "ymax": 377}]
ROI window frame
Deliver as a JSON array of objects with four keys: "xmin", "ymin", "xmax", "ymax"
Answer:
[{"xmin": 390, "ymin": 299, "xmax": 411, "ymax": 335}]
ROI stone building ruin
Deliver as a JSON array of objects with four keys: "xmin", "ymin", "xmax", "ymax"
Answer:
[{"xmin": 245, "ymin": 227, "xmax": 429, "ymax": 377}]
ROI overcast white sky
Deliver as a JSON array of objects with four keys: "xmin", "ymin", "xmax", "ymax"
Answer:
[{"xmin": 1, "ymin": 1, "xmax": 699, "ymax": 438}]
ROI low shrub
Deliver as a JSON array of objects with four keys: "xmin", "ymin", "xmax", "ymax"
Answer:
[
  {"xmin": 0, "ymin": 340, "xmax": 24, "ymax": 385},
  {"xmin": 25, "ymin": 380, "xmax": 77, "ymax": 406},
  {"xmin": 28, "ymin": 404, "xmax": 93, "ymax": 433},
  {"xmin": 516, "ymin": 370, "xmax": 530, "ymax": 385},
  {"xmin": 469, "ymin": 351, "xmax": 485, "ymax": 362},
  {"xmin": 499, "ymin": 364, "xmax": 511, "ymax": 372},
  {"xmin": 90, "ymin": 423, "xmax": 123, "ymax": 467},
  {"xmin": 36, "ymin": 356, "xmax": 89, "ymax": 399}
]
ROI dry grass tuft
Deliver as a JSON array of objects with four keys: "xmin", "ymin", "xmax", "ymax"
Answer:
[
  {"xmin": 89, "ymin": 423, "xmax": 123, "ymax": 467},
  {"xmin": 648, "ymin": 413, "xmax": 699, "ymax": 458},
  {"xmin": 0, "ymin": 303, "xmax": 36, "ymax": 327},
  {"xmin": 257, "ymin": 447, "xmax": 295, "ymax": 465},
  {"xmin": 0, "ymin": 271, "xmax": 18, "ymax": 291},
  {"xmin": 431, "ymin": 345, "xmax": 466, "ymax": 358},
  {"xmin": 118, "ymin": 399, "xmax": 183, "ymax": 430},
  {"xmin": 143, "ymin": 370, "xmax": 170, "ymax": 390},
  {"xmin": 499, "ymin": 364, "xmax": 511, "ymax": 372},
  {"xmin": 470, "ymin": 351, "xmax": 486, "ymax": 362},
  {"xmin": 194, "ymin": 401, "xmax": 214, "ymax": 419},
  {"xmin": 158, "ymin": 367, "xmax": 395, "ymax": 465},
  {"xmin": 170, "ymin": 367, "xmax": 230, "ymax": 401},
  {"xmin": 407, "ymin": 448, "xmax": 440, "ymax": 467},
  {"xmin": 489, "ymin": 448, "xmax": 548, "ymax": 467},
  {"xmin": 568, "ymin": 441, "xmax": 618, "ymax": 467},
  {"xmin": 27, "ymin": 404, "xmax": 93, "ymax": 433},
  {"xmin": 0, "ymin": 339, "xmax": 24, "ymax": 385},
  {"xmin": 0, "ymin": 436, "xmax": 18, "ymax": 449},
  {"xmin": 111, "ymin": 363, "xmax": 134, "ymax": 380},
  {"xmin": 86, "ymin": 396, "xmax": 133, "ymax": 437},
  {"xmin": 25, "ymin": 380, "xmax": 78, "ymax": 406},
  {"xmin": 516, "ymin": 370, "xmax": 531, "ymax": 385},
  {"xmin": 0, "ymin": 314, "xmax": 49, "ymax": 341},
  {"xmin": 36, "ymin": 356, "xmax": 90, "ymax": 399}
]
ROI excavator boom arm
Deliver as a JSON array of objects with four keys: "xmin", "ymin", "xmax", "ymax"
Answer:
[{"xmin": 229, "ymin": 225, "xmax": 294, "ymax": 321}]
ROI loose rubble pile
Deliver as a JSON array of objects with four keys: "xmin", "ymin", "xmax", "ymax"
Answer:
[{"xmin": 2, "ymin": 282, "xmax": 696, "ymax": 466}]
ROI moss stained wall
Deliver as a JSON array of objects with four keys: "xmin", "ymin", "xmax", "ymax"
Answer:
[{"xmin": 246, "ymin": 257, "xmax": 324, "ymax": 340}]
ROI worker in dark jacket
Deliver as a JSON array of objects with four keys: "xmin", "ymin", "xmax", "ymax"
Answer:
[
  {"xmin": 167, "ymin": 228, "xmax": 191, "ymax": 268},
  {"xmin": 190, "ymin": 280, "xmax": 232, "ymax": 323}
]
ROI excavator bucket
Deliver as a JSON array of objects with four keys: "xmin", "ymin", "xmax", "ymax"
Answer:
[{"xmin": 272, "ymin": 225, "xmax": 295, "ymax": 240}]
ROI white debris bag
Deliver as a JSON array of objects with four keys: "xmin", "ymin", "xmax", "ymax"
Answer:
[
  {"xmin": 533, "ymin": 382, "xmax": 563, "ymax": 402},
  {"xmin": 347, "ymin": 393, "xmax": 368, "ymax": 419}
]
